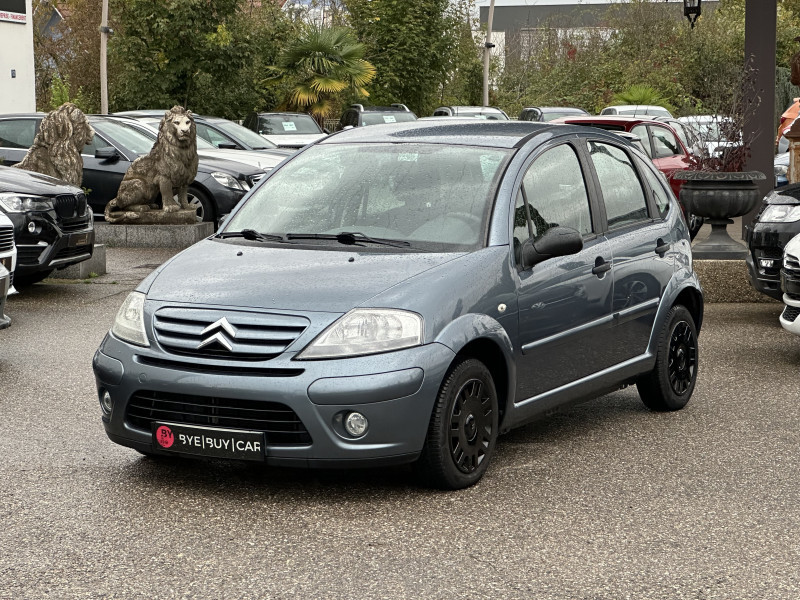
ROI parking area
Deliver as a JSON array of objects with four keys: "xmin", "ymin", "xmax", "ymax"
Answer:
[{"xmin": 1, "ymin": 248, "xmax": 800, "ymax": 598}]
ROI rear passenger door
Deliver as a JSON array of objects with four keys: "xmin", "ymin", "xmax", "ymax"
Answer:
[
  {"xmin": 585, "ymin": 139, "xmax": 674, "ymax": 364},
  {"xmin": 513, "ymin": 142, "xmax": 615, "ymax": 400}
]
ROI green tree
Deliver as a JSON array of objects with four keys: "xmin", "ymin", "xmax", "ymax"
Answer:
[
  {"xmin": 345, "ymin": 0, "xmax": 462, "ymax": 116},
  {"xmin": 268, "ymin": 25, "xmax": 376, "ymax": 119}
]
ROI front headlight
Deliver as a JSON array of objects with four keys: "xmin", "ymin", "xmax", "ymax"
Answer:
[
  {"xmin": 111, "ymin": 292, "xmax": 150, "ymax": 347},
  {"xmin": 760, "ymin": 205, "xmax": 800, "ymax": 223},
  {"xmin": 210, "ymin": 171, "xmax": 243, "ymax": 190},
  {"xmin": 296, "ymin": 309, "xmax": 423, "ymax": 360},
  {"xmin": 0, "ymin": 193, "xmax": 54, "ymax": 213}
]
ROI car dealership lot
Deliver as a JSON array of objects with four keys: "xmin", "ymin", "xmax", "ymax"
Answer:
[{"xmin": 1, "ymin": 249, "xmax": 800, "ymax": 598}]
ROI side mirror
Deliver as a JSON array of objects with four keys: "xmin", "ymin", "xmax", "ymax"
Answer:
[
  {"xmin": 95, "ymin": 146, "xmax": 119, "ymax": 161},
  {"xmin": 521, "ymin": 226, "xmax": 583, "ymax": 269}
]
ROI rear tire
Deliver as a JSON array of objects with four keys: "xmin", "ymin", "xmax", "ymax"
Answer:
[
  {"xmin": 415, "ymin": 358, "xmax": 499, "ymax": 490},
  {"xmin": 637, "ymin": 305, "xmax": 698, "ymax": 411}
]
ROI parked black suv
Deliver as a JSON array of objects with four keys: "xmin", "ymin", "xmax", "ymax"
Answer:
[
  {"xmin": 745, "ymin": 184, "xmax": 800, "ymax": 300},
  {"xmin": 339, "ymin": 104, "xmax": 417, "ymax": 128},
  {"xmin": 0, "ymin": 165, "xmax": 94, "ymax": 285}
]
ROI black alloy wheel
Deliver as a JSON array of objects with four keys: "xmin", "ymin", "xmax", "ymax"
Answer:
[
  {"xmin": 668, "ymin": 320, "xmax": 696, "ymax": 396},
  {"xmin": 416, "ymin": 358, "xmax": 499, "ymax": 489},
  {"xmin": 637, "ymin": 304, "xmax": 698, "ymax": 411}
]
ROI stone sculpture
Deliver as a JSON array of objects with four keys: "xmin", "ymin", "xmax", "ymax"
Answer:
[
  {"xmin": 13, "ymin": 102, "xmax": 94, "ymax": 187},
  {"xmin": 104, "ymin": 106, "xmax": 199, "ymax": 224}
]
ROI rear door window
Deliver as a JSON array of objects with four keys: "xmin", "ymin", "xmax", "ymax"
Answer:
[
  {"xmin": 587, "ymin": 140, "xmax": 649, "ymax": 229},
  {"xmin": 651, "ymin": 125, "xmax": 682, "ymax": 158}
]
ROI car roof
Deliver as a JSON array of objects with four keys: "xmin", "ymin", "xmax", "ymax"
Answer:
[
  {"xmin": 319, "ymin": 120, "xmax": 598, "ymax": 149},
  {"xmin": 113, "ymin": 110, "xmax": 216, "ymax": 121},
  {"xmin": 255, "ymin": 112, "xmax": 314, "ymax": 117},
  {"xmin": 526, "ymin": 106, "xmax": 587, "ymax": 112}
]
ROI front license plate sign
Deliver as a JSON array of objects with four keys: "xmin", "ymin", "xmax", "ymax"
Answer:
[{"xmin": 152, "ymin": 422, "xmax": 265, "ymax": 461}]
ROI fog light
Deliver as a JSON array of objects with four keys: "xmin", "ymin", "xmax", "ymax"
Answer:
[
  {"xmin": 100, "ymin": 390, "xmax": 113, "ymax": 415},
  {"xmin": 759, "ymin": 259, "xmax": 775, "ymax": 268},
  {"xmin": 344, "ymin": 412, "xmax": 368, "ymax": 437},
  {"xmin": 27, "ymin": 221, "xmax": 37, "ymax": 233}
]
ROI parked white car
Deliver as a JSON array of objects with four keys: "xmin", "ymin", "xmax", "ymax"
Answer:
[
  {"xmin": 0, "ymin": 211, "xmax": 16, "ymax": 329},
  {"xmin": 678, "ymin": 114, "xmax": 738, "ymax": 158},
  {"xmin": 780, "ymin": 233, "xmax": 800, "ymax": 336}
]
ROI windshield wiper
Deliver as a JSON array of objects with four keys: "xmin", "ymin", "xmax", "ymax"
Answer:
[
  {"xmin": 285, "ymin": 232, "xmax": 411, "ymax": 248},
  {"xmin": 215, "ymin": 229, "xmax": 284, "ymax": 242}
]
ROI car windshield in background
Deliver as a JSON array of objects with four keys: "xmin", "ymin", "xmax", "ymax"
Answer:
[
  {"xmin": 225, "ymin": 143, "xmax": 511, "ymax": 252},
  {"xmin": 88, "ymin": 119, "xmax": 155, "ymax": 154},
  {"xmin": 258, "ymin": 115, "xmax": 322, "ymax": 135},
  {"xmin": 361, "ymin": 112, "xmax": 418, "ymax": 126},
  {"xmin": 212, "ymin": 120, "xmax": 279, "ymax": 149},
  {"xmin": 542, "ymin": 112, "xmax": 582, "ymax": 122}
]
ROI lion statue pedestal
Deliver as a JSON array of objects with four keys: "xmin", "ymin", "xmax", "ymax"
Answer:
[{"xmin": 104, "ymin": 106, "xmax": 201, "ymax": 225}]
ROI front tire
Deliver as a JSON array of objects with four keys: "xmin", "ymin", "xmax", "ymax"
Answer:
[
  {"xmin": 637, "ymin": 305, "xmax": 698, "ymax": 411},
  {"xmin": 187, "ymin": 186, "xmax": 215, "ymax": 224},
  {"xmin": 14, "ymin": 269, "xmax": 54, "ymax": 287},
  {"xmin": 415, "ymin": 358, "xmax": 499, "ymax": 490}
]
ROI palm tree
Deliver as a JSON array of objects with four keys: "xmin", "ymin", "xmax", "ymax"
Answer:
[
  {"xmin": 612, "ymin": 85, "xmax": 675, "ymax": 114},
  {"xmin": 270, "ymin": 26, "xmax": 376, "ymax": 120}
]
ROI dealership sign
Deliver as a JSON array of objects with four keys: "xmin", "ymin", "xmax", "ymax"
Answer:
[{"xmin": 0, "ymin": 0, "xmax": 26, "ymax": 23}]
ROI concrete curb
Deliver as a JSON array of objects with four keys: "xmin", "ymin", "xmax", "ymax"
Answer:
[{"xmin": 94, "ymin": 222, "xmax": 214, "ymax": 248}]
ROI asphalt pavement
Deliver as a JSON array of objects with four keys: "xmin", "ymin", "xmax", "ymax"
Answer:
[{"xmin": 1, "ymin": 248, "xmax": 799, "ymax": 599}]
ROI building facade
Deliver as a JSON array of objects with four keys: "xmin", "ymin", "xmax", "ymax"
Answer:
[{"xmin": 0, "ymin": 0, "xmax": 36, "ymax": 112}]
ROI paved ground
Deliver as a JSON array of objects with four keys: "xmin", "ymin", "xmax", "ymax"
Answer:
[{"xmin": 1, "ymin": 249, "xmax": 799, "ymax": 599}]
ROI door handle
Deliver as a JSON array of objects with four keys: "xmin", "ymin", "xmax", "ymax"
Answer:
[
  {"xmin": 592, "ymin": 258, "xmax": 612, "ymax": 276},
  {"xmin": 655, "ymin": 239, "xmax": 670, "ymax": 256}
]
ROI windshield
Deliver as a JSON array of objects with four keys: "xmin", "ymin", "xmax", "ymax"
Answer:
[
  {"xmin": 91, "ymin": 119, "xmax": 156, "ymax": 154},
  {"xmin": 361, "ymin": 112, "xmax": 418, "ymax": 126},
  {"xmin": 258, "ymin": 115, "xmax": 322, "ymax": 135},
  {"xmin": 542, "ymin": 111, "xmax": 583, "ymax": 122},
  {"xmin": 212, "ymin": 119, "xmax": 279, "ymax": 149},
  {"xmin": 457, "ymin": 109, "xmax": 508, "ymax": 121},
  {"xmin": 225, "ymin": 143, "xmax": 511, "ymax": 251}
]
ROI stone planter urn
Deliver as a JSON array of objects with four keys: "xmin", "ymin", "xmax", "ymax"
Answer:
[{"xmin": 673, "ymin": 170, "xmax": 766, "ymax": 259}]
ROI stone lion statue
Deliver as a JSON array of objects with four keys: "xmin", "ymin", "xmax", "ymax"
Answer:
[
  {"xmin": 104, "ymin": 105, "xmax": 199, "ymax": 224},
  {"xmin": 13, "ymin": 102, "xmax": 94, "ymax": 187}
]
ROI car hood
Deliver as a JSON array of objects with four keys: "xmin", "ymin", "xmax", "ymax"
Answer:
[
  {"xmin": 0, "ymin": 165, "xmax": 82, "ymax": 196},
  {"xmin": 259, "ymin": 133, "xmax": 327, "ymax": 148},
  {"xmin": 194, "ymin": 156, "xmax": 264, "ymax": 178},
  {"xmin": 197, "ymin": 148, "xmax": 288, "ymax": 171},
  {"xmin": 763, "ymin": 184, "xmax": 800, "ymax": 205},
  {"xmin": 143, "ymin": 239, "xmax": 467, "ymax": 312}
]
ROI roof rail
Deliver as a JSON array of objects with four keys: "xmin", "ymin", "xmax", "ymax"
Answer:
[
  {"xmin": 350, "ymin": 104, "xmax": 365, "ymax": 111},
  {"xmin": 390, "ymin": 103, "xmax": 410, "ymax": 111}
]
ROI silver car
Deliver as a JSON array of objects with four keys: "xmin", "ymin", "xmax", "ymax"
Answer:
[{"xmin": 0, "ymin": 212, "xmax": 15, "ymax": 329}]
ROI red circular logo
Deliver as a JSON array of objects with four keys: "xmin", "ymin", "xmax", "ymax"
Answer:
[{"xmin": 155, "ymin": 425, "xmax": 174, "ymax": 448}]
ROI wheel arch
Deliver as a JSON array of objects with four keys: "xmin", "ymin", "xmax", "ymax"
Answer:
[
  {"xmin": 433, "ymin": 314, "xmax": 516, "ymax": 430},
  {"xmin": 674, "ymin": 285, "xmax": 704, "ymax": 333},
  {"xmin": 187, "ymin": 183, "xmax": 216, "ymax": 222}
]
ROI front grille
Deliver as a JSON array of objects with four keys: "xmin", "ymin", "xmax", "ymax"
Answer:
[
  {"xmin": 153, "ymin": 307, "xmax": 309, "ymax": 361},
  {"xmin": 52, "ymin": 245, "xmax": 92, "ymax": 261},
  {"xmin": 0, "ymin": 226, "xmax": 13, "ymax": 252},
  {"xmin": 17, "ymin": 245, "xmax": 44, "ymax": 265},
  {"xmin": 783, "ymin": 305, "xmax": 800, "ymax": 323},
  {"xmin": 60, "ymin": 216, "xmax": 91, "ymax": 233},
  {"xmin": 126, "ymin": 390, "xmax": 312, "ymax": 445},
  {"xmin": 54, "ymin": 193, "xmax": 87, "ymax": 219}
]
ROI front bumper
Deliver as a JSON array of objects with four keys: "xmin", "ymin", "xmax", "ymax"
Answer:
[
  {"xmin": 7, "ymin": 210, "xmax": 94, "ymax": 277},
  {"xmin": 780, "ymin": 294, "xmax": 800, "ymax": 335},
  {"xmin": 93, "ymin": 333, "xmax": 456, "ymax": 467},
  {"xmin": 745, "ymin": 222, "xmax": 800, "ymax": 300}
]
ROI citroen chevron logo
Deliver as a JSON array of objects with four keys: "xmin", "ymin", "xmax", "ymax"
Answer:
[{"xmin": 198, "ymin": 317, "xmax": 237, "ymax": 351}]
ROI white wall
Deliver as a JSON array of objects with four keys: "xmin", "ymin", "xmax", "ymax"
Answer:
[{"xmin": 0, "ymin": 0, "xmax": 36, "ymax": 112}]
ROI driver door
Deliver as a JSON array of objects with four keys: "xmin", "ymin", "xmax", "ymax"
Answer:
[{"xmin": 513, "ymin": 142, "xmax": 614, "ymax": 401}]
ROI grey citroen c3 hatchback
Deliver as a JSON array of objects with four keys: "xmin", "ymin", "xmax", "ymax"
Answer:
[{"xmin": 93, "ymin": 120, "xmax": 703, "ymax": 489}]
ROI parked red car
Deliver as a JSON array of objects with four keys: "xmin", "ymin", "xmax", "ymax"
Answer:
[{"xmin": 551, "ymin": 115, "xmax": 702, "ymax": 237}]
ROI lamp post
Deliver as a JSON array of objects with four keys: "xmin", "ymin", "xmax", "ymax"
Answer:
[{"xmin": 683, "ymin": 0, "xmax": 701, "ymax": 29}]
